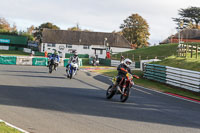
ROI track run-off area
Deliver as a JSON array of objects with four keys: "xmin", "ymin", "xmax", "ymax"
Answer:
[{"xmin": 0, "ymin": 65, "xmax": 200, "ymax": 133}]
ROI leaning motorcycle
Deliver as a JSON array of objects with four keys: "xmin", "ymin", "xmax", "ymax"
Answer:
[
  {"xmin": 67, "ymin": 62, "xmax": 78, "ymax": 79},
  {"xmin": 49, "ymin": 58, "xmax": 58, "ymax": 73},
  {"xmin": 106, "ymin": 73, "xmax": 139, "ymax": 102}
]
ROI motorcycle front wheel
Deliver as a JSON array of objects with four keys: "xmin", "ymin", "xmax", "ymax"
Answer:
[
  {"xmin": 106, "ymin": 85, "xmax": 115, "ymax": 99},
  {"xmin": 69, "ymin": 70, "xmax": 73, "ymax": 79},
  {"xmin": 120, "ymin": 87, "xmax": 130, "ymax": 102},
  {"xmin": 49, "ymin": 65, "xmax": 53, "ymax": 73}
]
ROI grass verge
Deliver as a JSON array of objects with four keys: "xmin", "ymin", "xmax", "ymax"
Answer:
[
  {"xmin": 93, "ymin": 69, "xmax": 200, "ymax": 101},
  {"xmin": 0, "ymin": 50, "xmax": 30, "ymax": 56},
  {"xmin": 112, "ymin": 43, "xmax": 178, "ymax": 61},
  {"xmin": 152, "ymin": 55, "xmax": 200, "ymax": 71},
  {"xmin": 0, "ymin": 122, "xmax": 22, "ymax": 133}
]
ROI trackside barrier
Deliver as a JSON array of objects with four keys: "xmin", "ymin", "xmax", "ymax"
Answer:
[
  {"xmin": 144, "ymin": 64, "xmax": 200, "ymax": 92},
  {"xmin": 140, "ymin": 59, "xmax": 161, "ymax": 71},
  {"xmin": 16, "ymin": 56, "xmax": 32, "ymax": 66},
  {"xmin": 0, "ymin": 55, "xmax": 83, "ymax": 67},
  {"xmin": 0, "ymin": 56, "xmax": 17, "ymax": 65},
  {"xmin": 32, "ymin": 57, "xmax": 48, "ymax": 66},
  {"xmin": 99, "ymin": 58, "xmax": 111, "ymax": 66}
]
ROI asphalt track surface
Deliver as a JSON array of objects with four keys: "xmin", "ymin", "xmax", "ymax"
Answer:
[{"xmin": 0, "ymin": 65, "xmax": 200, "ymax": 133}]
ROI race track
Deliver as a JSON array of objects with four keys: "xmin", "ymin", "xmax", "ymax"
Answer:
[{"xmin": 0, "ymin": 65, "xmax": 200, "ymax": 133}]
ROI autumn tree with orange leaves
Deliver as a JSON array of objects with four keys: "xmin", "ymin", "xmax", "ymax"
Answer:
[{"xmin": 120, "ymin": 14, "xmax": 150, "ymax": 48}]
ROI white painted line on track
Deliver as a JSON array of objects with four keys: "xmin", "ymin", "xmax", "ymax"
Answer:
[
  {"xmin": 134, "ymin": 88, "xmax": 152, "ymax": 95},
  {"xmin": 134, "ymin": 85, "xmax": 200, "ymax": 105},
  {"xmin": 0, "ymin": 119, "xmax": 29, "ymax": 133}
]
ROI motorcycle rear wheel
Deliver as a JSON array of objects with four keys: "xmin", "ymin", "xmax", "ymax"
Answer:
[{"xmin": 106, "ymin": 85, "xmax": 115, "ymax": 99}]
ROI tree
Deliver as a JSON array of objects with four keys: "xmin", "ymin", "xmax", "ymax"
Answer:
[
  {"xmin": 0, "ymin": 17, "xmax": 18, "ymax": 35},
  {"xmin": 0, "ymin": 17, "xmax": 11, "ymax": 31},
  {"xmin": 27, "ymin": 25, "xmax": 35, "ymax": 35},
  {"xmin": 173, "ymin": 7, "xmax": 200, "ymax": 29},
  {"xmin": 120, "ymin": 14, "xmax": 150, "ymax": 48},
  {"xmin": 12, "ymin": 23, "xmax": 17, "ymax": 32},
  {"xmin": 39, "ymin": 22, "xmax": 60, "ymax": 30},
  {"xmin": 34, "ymin": 22, "xmax": 60, "ymax": 43},
  {"xmin": 68, "ymin": 23, "xmax": 81, "ymax": 31}
]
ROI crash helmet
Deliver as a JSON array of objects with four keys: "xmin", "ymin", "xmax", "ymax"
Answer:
[
  {"xmin": 124, "ymin": 58, "xmax": 132, "ymax": 67},
  {"xmin": 74, "ymin": 51, "xmax": 78, "ymax": 56}
]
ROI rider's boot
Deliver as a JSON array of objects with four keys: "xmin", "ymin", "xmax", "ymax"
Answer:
[{"xmin": 111, "ymin": 82, "xmax": 118, "ymax": 91}]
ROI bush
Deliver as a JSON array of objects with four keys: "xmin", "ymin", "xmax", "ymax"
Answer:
[{"xmin": 82, "ymin": 58, "xmax": 89, "ymax": 65}]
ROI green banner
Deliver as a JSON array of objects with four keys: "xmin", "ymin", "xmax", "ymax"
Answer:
[
  {"xmin": 32, "ymin": 58, "xmax": 48, "ymax": 66},
  {"xmin": 99, "ymin": 58, "xmax": 111, "ymax": 66},
  {"xmin": 64, "ymin": 59, "xmax": 69, "ymax": 67},
  {"xmin": 0, "ymin": 56, "xmax": 16, "ymax": 65}
]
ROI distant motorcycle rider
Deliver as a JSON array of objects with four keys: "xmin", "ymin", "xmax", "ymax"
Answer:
[
  {"xmin": 48, "ymin": 50, "xmax": 60, "ymax": 70},
  {"xmin": 111, "ymin": 58, "xmax": 133, "ymax": 91},
  {"xmin": 66, "ymin": 51, "xmax": 79, "ymax": 71}
]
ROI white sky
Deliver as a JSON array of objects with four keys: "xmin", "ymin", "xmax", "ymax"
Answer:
[{"xmin": 1, "ymin": 0, "xmax": 200, "ymax": 45}]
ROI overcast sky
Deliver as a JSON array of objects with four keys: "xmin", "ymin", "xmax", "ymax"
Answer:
[{"xmin": 1, "ymin": 0, "xmax": 200, "ymax": 45}]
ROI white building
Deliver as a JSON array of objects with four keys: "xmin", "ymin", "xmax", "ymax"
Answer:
[{"xmin": 40, "ymin": 29, "xmax": 131, "ymax": 58}]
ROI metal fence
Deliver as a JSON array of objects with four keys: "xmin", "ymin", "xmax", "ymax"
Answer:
[{"xmin": 144, "ymin": 64, "xmax": 200, "ymax": 92}]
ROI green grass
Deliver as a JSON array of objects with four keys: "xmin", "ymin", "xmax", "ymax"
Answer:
[
  {"xmin": 0, "ymin": 50, "xmax": 30, "ymax": 56},
  {"xmin": 112, "ymin": 43, "xmax": 178, "ymax": 61},
  {"xmin": 152, "ymin": 55, "xmax": 200, "ymax": 71},
  {"xmin": 0, "ymin": 122, "xmax": 22, "ymax": 133},
  {"xmin": 93, "ymin": 69, "xmax": 200, "ymax": 101}
]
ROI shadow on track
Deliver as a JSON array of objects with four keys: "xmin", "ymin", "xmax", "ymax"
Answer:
[{"xmin": 0, "ymin": 84, "xmax": 200, "ymax": 129}]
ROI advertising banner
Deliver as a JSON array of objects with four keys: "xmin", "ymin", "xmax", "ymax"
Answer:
[
  {"xmin": 0, "ymin": 56, "xmax": 16, "ymax": 65},
  {"xmin": 0, "ymin": 46, "xmax": 9, "ymax": 50},
  {"xmin": 23, "ymin": 48, "xmax": 32, "ymax": 53},
  {"xmin": 32, "ymin": 57, "xmax": 48, "ymax": 66},
  {"xmin": 0, "ymin": 39, "xmax": 10, "ymax": 44},
  {"xmin": 16, "ymin": 56, "xmax": 32, "ymax": 65}
]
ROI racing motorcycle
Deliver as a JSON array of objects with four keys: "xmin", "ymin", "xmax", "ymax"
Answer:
[
  {"xmin": 106, "ymin": 73, "xmax": 139, "ymax": 102},
  {"xmin": 49, "ymin": 57, "xmax": 59, "ymax": 73},
  {"xmin": 67, "ymin": 61, "xmax": 78, "ymax": 79}
]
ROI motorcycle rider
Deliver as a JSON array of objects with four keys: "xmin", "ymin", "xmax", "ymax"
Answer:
[
  {"xmin": 66, "ymin": 51, "xmax": 79, "ymax": 72},
  {"xmin": 48, "ymin": 50, "xmax": 60, "ymax": 70},
  {"xmin": 111, "ymin": 58, "xmax": 133, "ymax": 93}
]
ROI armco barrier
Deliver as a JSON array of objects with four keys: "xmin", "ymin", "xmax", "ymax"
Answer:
[
  {"xmin": 16, "ymin": 56, "xmax": 32, "ymax": 65},
  {"xmin": 0, "ymin": 56, "xmax": 16, "ymax": 65},
  {"xmin": 144, "ymin": 64, "xmax": 200, "ymax": 92},
  {"xmin": 32, "ymin": 57, "xmax": 48, "ymax": 66}
]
